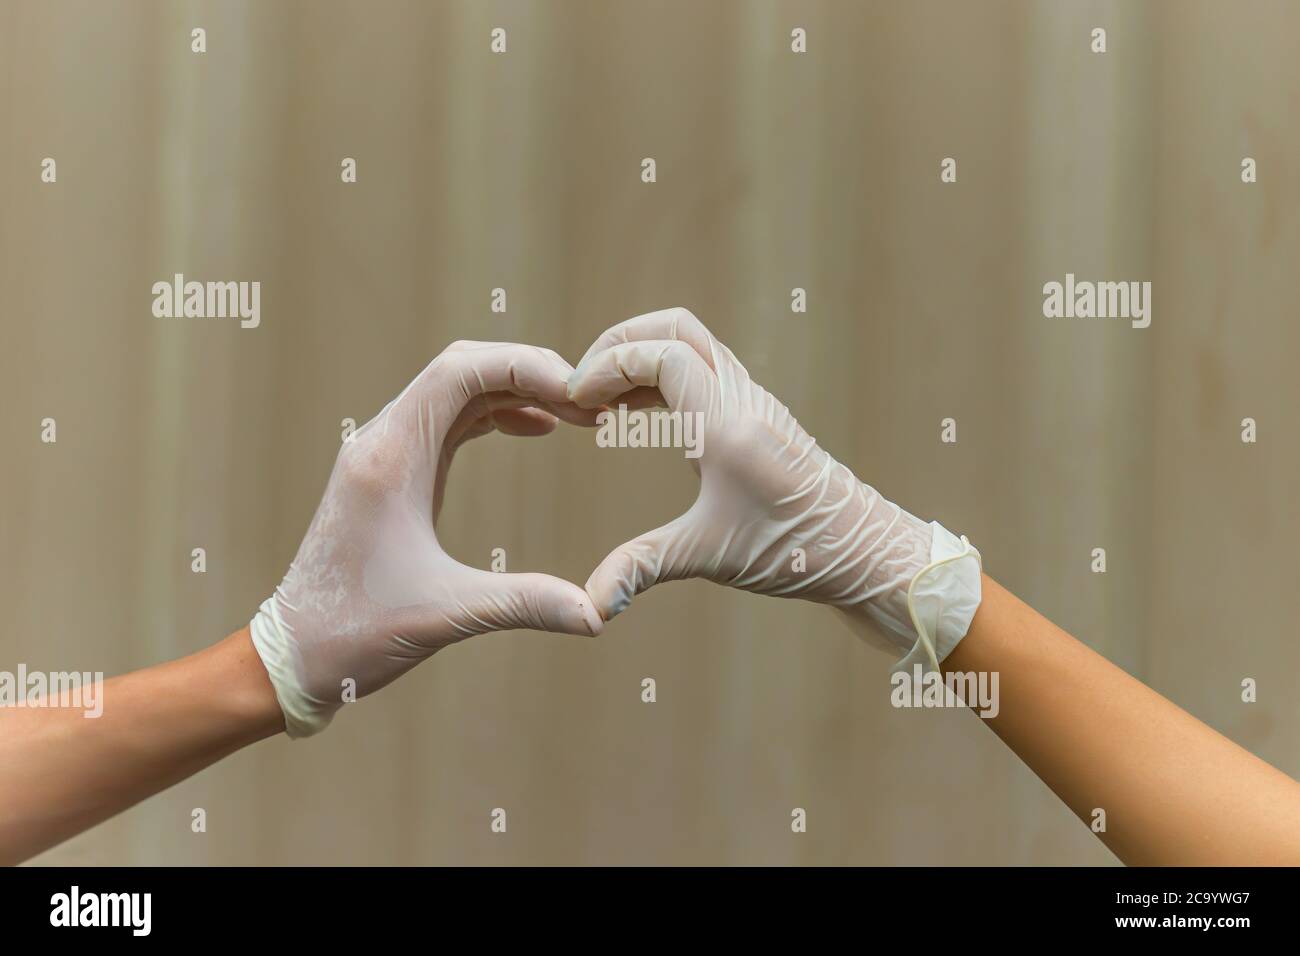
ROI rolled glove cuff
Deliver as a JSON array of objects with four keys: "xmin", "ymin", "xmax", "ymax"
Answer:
[
  {"xmin": 893, "ymin": 523, "xmax": 983, "ymax": 675},
  {"xmin": 249, "ymin": 596, "xmax": 334, "ymax": 739}
]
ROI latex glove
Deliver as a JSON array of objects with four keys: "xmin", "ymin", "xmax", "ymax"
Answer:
[
  {"xmin": 251, "ymin": 341, "xmax": 605, "ymax": 738},
  {"xmin": 567, "ymin": 308, "xmax": 981, "ymax": 672}
]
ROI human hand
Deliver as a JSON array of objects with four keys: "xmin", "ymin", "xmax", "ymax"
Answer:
[
  {"xmin": 567, "ymin": 308, "xmax": 981, "ymax": 670},
  {"xmin": 250, "ymin": 341, "xmax": 605, "ymax": 737}
]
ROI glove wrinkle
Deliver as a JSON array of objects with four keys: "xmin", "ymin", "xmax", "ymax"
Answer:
[{"xmin": 568, "ymin": 309, "xmax": 984, "ymax": 667}]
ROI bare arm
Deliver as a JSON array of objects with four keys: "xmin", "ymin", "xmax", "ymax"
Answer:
[
  {"xmin": 0, "ymin": 628, "xmax": 282, "ymax": 866},
  {"xmin": 566, "ymin": 310, "xmax": 1300, "ymax": 865},
  {"xmin": 946, "ymin": 574, "xmax": 1300, "ymax": 865},
  {"xmin": 0, "ymin": 341, "xmax": 599, "ymax": 866}
]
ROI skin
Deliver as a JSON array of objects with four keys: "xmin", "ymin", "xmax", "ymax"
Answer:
[
  {"xmin": 3, "ymin": 577, "xmax": 1298, "ymax": 865},
  {"xmin": 941, "ymin": 574, "xmax": 1300, "ymax": 865},
  {"xmin": 0, "ymin": 627, "xmax": 280, "ymax": 866},
  {"xmin": 0, "ymin": 347, "xmax": 601, "ymax": 865},
  {"xmin": 2, "ymin": 325, "xmax": 1296, "ymax": 864}
]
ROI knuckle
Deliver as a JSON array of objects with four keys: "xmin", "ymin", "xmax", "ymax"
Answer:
[
  {"xmin": 669, "ymin": 306, "xmax": 701, "ymax": 330},
  {"xmin": 435, "ymin": 349, "xmax": 467, "ymax": 378}
]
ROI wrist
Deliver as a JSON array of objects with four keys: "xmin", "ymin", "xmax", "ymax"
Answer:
[
  {"xmin": 892, "ymin": 523, "xmax": 983, "ymax": 671},
  {"xmin": 837, "ymin": 500, "xmax": 982, "ymax": 670},
  {"xmin": 249, "ymin": 597, "xmax": 336, "ymax": 739},
  {"xmin": 205, "ymin": 627, "xmax": 285, "ymax": 741}
]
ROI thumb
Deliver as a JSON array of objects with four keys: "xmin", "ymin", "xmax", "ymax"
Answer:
[
  {"xmin": 584, "ymin": 515, "xmax": 695, "ymax": 622},
  {"xmin": 460, "ymin": 569, "xmax": 605, "ymax": 637}
]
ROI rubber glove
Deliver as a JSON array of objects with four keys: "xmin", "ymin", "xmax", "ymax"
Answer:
[
  {"xmin": 567, "ymin": 308, "xmax": 981, "ymax": 672},
  {"xmin": 251, "ymin": 341, "xmax": 605, "ymax": 738}
]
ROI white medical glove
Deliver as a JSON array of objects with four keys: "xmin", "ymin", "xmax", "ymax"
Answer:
[
  {"xmin": 251, "ymin": 341, "xmax": 605, "ymax": 738},
  {"xmin": 567, "ymin": 308, "xmax": 981, "ymax": 673}
]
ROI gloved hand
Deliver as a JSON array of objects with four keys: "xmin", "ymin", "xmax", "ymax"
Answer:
[
  {"xmin": 567, "ymin": 308, "xmax": 982, "ymax": 672},
  {"xmin": 251, "ymin": 341, "xmax": 605, "ymax": 737}
]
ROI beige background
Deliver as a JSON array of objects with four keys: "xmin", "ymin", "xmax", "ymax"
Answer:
[{"xmin": 2, "ymin": 0, "xmax": 1297, "ymax": 865}]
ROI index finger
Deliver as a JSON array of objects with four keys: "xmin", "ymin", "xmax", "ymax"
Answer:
[
  {"xmin": 380, "ymin": 342, "xmax": 576, "ymax": 446},
  {"xmin": 578, "ymin": 307, "xmax": 718, "ymax": 371},
  {"xmin": 566, "ymin": 339, "xmax": 717, "ymax": 414}
]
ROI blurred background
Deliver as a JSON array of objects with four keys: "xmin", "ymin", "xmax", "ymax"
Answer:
[{"xmin": 2, "ymin": 0, "xmax": 1298, "ymax": 865}]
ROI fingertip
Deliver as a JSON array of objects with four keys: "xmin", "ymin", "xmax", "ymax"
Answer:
[
  {"xmin": 566, "ymin": 353, "xmax": 607, "ymax": 404},
  {"xmin": 565, "ymin": 369, "xmax": 588, "ymax": 406},
  {"xmin": 579, "ymin": 599, "xmax": 605, "ymax": 636},
  {"xmin": 584, "ymin": 571, "xmax": 631, "ymax": 622},
  {"xmin": 566, "ymin": 383, "xmax": 602, "ymax": 410},
  {"xmin": 545, "ymin": 579, "xmax": 605, "ymax": 637},
  {"xmin": 607, "ymin": 592, "xmax": 631, "ymax": 619},
  {"xmin": 567, "ymin": 370, "xmax": 620, "ymax": 411}
]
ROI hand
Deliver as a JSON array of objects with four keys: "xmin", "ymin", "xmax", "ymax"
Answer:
[
  {"xmin": 251, "ymin": 341, "xmax": 605, "ymax": 737},
  {"xmin": 567, "ymin": 308, "xmax": 981, "ymax": 668}
]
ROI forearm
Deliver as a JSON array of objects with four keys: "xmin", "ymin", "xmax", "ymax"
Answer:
[
  {"xmin": 946, "ymin": 574, "xmax": 1300, "ymax": 865},
  {"xmin": 0, "ymin": 628, "xmax": 283, "ymax": 865}
]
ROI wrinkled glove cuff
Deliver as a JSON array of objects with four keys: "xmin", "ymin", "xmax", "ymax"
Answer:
[
  {"xmin": 249, "ymin": 597, "xmax": 334, "ymax": 739},
  {"xmin": 893, "ymin": 523, "xmax": 983, "ymax": 675}
]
